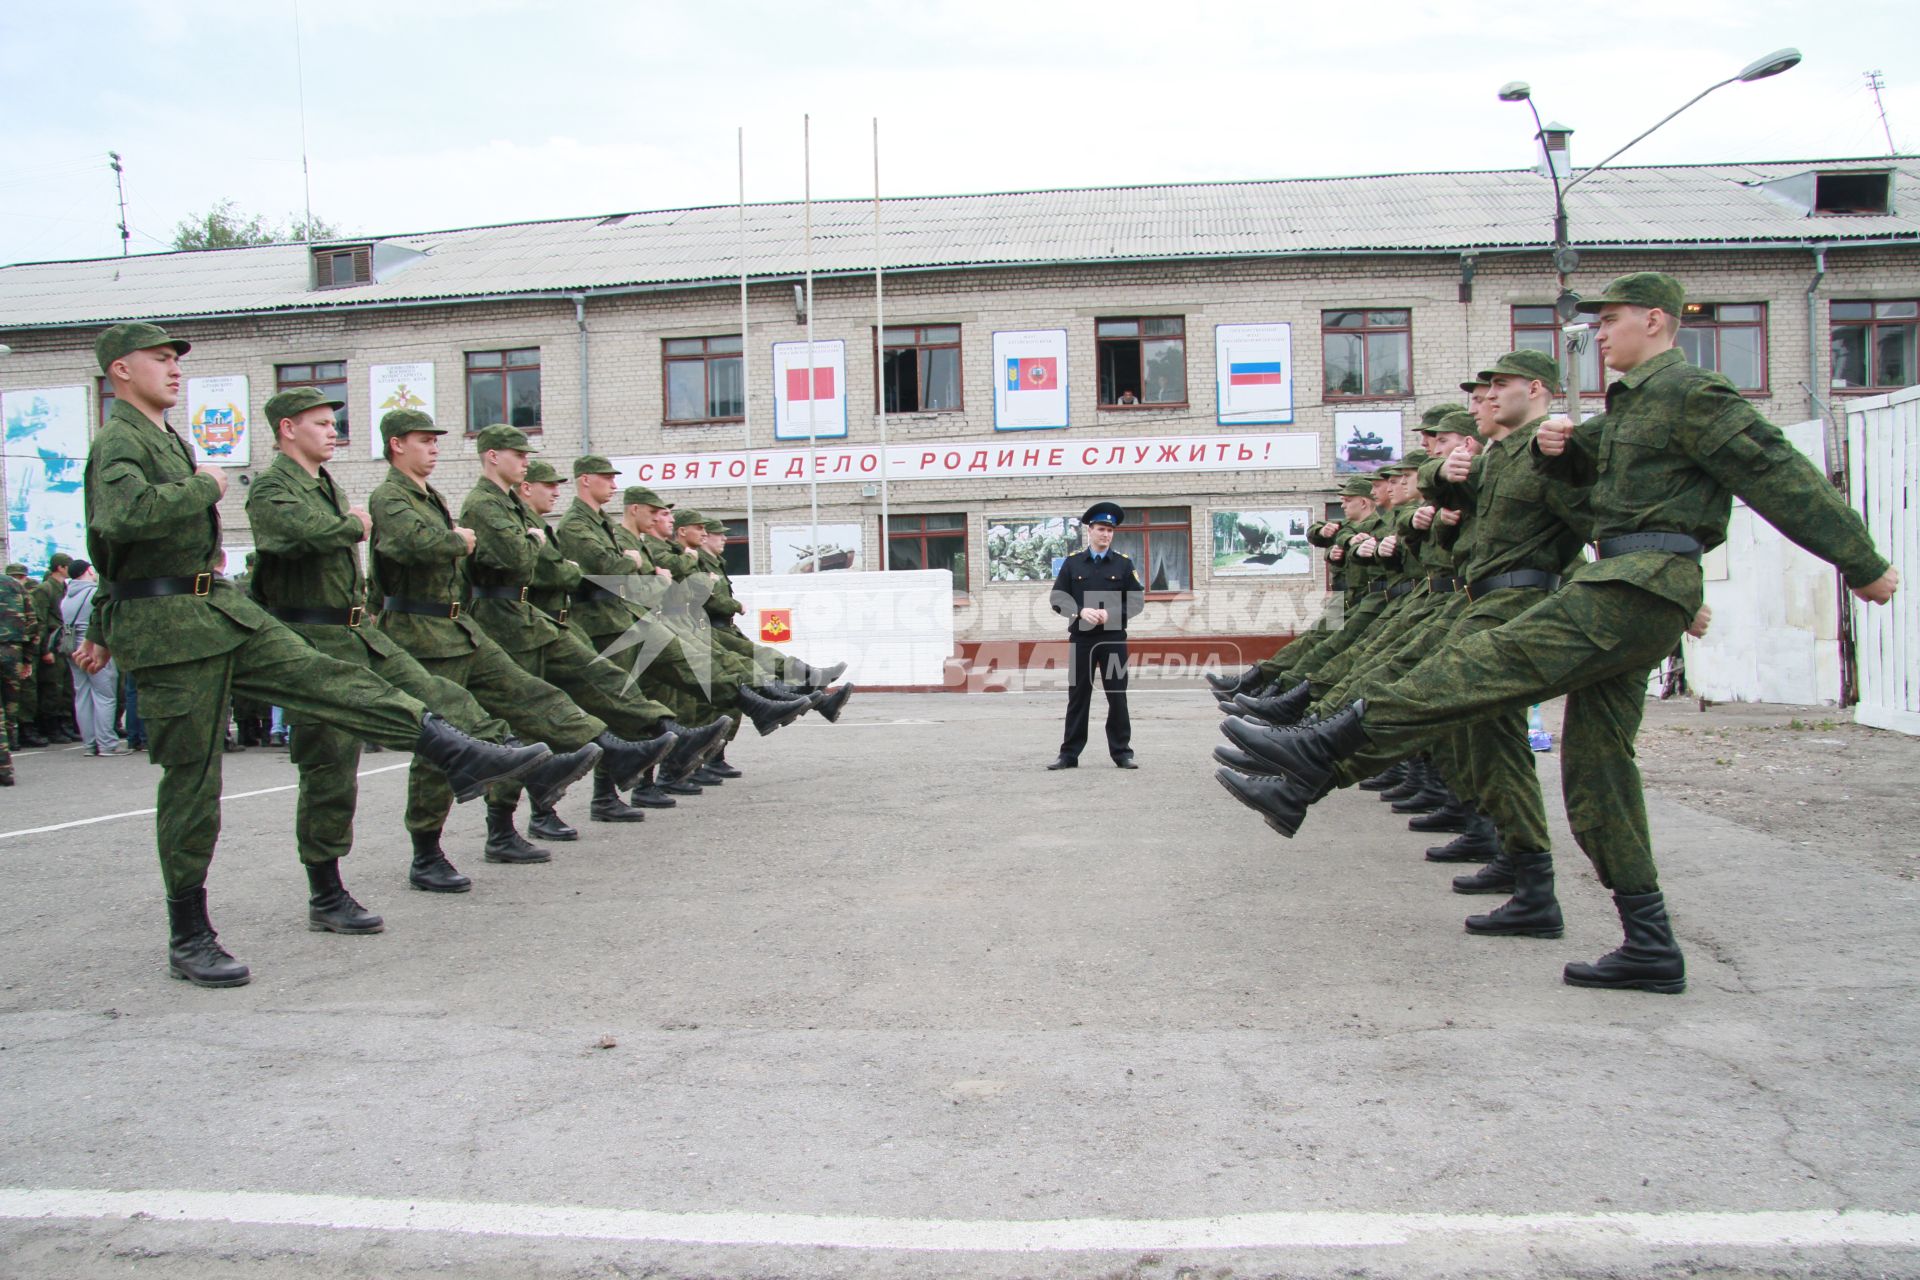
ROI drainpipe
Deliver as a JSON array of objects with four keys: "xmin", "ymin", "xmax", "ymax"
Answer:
[
  {"xmin": 1806, "ymin": 247, "xmax": 1828, "ymax": 474},
  {"xmin": 574, "ymin": 294, "xmax": 590, "ymax": 454}
]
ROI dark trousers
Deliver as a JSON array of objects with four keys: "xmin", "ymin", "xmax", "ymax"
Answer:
[{"xmin": 1060, "ymin": 633, "xmax": 1131, "ymax": 761}]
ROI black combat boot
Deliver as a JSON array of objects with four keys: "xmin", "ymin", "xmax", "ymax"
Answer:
[
  {"xmin": 306, "ymin": 860, "xmax": 385, "ymax": 934},
  {"xmin": 1211, "ymin": 744, "xmax": 1281, "ymax": 776},
  {"xmin": 408, "ymin": 829, "xmax": 472, "ymax": 893},
  {"xmin": 595, "ymin": 728, "xmax": 678, "ymax": 790},
  {"xmin": 1390, "ymin": 768, "xmax": 1450, "ymax": 814},
  {"xmin": 692, "ymin": 763, "xmax": 728, "ymax": 786},
  {"xmin": 1408, "ymin": 795, "xmax": 1476, "ymax": 833},
  {"xmin": 660, "ymin": 718, "xmax": 731, "ymax": 782},
  {"xmin": 1427, "ymin": 810, "xmax": 1501, "ymax": 862},
  {"xmin": 1451, "ymin": 848, "xmax": 1516, "ymax": 895},
  {"xmin": 1232, "ymin": 679, "xmax": 1312, "ymax": 726},
  {"xmin": 589, "ymin": 760, "xmax": 648, "ymax": 822},
  {"xmin": 1379, "ymin": 758, "xmax": 1427, "ymax": 802},
  {"xmin": 1358, "ymin": 761, "xmax": 1407, "ymax": 792},
  {"xmin": 703, "ymin": 748, "xmax": 742, "ymax": 779},
  {"xmin": 627, "ymin": 766, "xmax": 678, "ymax": 809},
  {"xmin": 1463, "ymin": 850, "xmax": 1563, "ymax": 938},
  {"xmin": 520, "ymin": 740, "xmax": 602, "ymax": 811},
  {"xmin": 165, "ymin": 887, "xmax": 251, "ymax": 987},
  {"xmin": 484, "ymin": 803, "xmax": 551, "ymax": 864},
  {"xmin": 413, "ymin": 713, "xmax": 552, "ymax": 803},
  {"xmin": 1213, "ymin": 766, "xmax": 1331, "ymax": 839},
  {"xmin": 527, "ymin": 802, "xmax": 579, "ymax": 841},
  {"xmin": 19, "ymin": 722, "xmax": 49, "ymax": 748},
  {"xmin": 812, "ymin": 683, "xmax": 854, "ymax": 723},
  {"xmin": 661, "ymin": 774, "xmax": 704, "ymax": 796},
  {"xmin": 800, "ymin": 660, "xmax": 848, "ymax": 689},
  {"xmin": 738, "ymin": 687, "xmax": 812, "ymax": 736},
  {"xmin": 1563, "ymin": 891, "xmax": 1686, "ymax": 994},
  {"xmin": 1218, "ymin": 700, "xmax": 1369, "ymax": 795},
  {"xmin": 1207, "ymin": 664, "xmax": 1265, "ymax": 696}
]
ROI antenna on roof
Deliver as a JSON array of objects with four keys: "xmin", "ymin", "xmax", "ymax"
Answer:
[
  {"xmin": 1865, "ymin": 71, "xmax": 1898, "ymax": 156},
  {"xmin": 293, "ymin": 0, "xmax": 315, "ymax": 241},
  {"xmin": 109, "ymin": 151, "xmax": 129, "ymax": 257}
]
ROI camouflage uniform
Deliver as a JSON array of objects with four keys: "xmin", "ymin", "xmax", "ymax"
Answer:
[{"xmin": 0, "ymin": 572, "xmax": 27, "ymax": 781}]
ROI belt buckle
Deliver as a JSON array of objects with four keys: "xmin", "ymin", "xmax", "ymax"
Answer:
[
  {"xmin": 448, "ymin": 602, "xmax": 461, "ymax": 620},
  {"xmin": 346, "ymin": 606, "xmax": 364, "ymax": 627},
  {"xmin": 557, "ymin": 608, "xmax": 570, "ymax": 625},
  {"xmin": 192, "ymin": 572, "xmax": 212, "ymax": 596},
  {"xmin": 518, "ymin": 586, "xmax": 529, "ymax": 603}
]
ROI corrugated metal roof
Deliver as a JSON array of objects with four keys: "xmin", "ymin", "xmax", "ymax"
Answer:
[{"xmin": 3, "ymin": 158, "xmax": 1915, "ymax": 328}]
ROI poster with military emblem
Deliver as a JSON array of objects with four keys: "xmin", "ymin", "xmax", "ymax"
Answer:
[
  {"xmin": 185, "ymin": 374, "xmax": 251, "ymax": 467},
  {"xmin": 2, "ymin": 384, "xmax": 88, "ymax": 575},
  {"xmin": 992, "ymin": 329, "xmax": 1069, "ymax": 431},
  {"xmin": 369, "ymin": 362, "xmax": 436, "ymax": 458}
]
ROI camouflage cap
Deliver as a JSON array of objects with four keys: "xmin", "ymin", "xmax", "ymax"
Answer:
[
  {"xmin": 48, "ymin": 552, "xmax": 73, "ymax": 570},
  {"xmin": 379, "ymin": 408, "xmax": 445, "ymax": 440},
  {"xmin": 1575, "ymin": 271, "xmax": 1685, "ymax": 317},
  {"xmin": 4, "ymin": 562, "xmax": 27, "ymax": 576},
  {"xmin": 263, "ymin": 385, "xmax": 346, "ymax": 428},
  {"xmin": 622, "ymin": 485, "xmax": 673, "ymax": 509},
  {"xmin": 572, "ymin": 454, "xmax": 618, "ymax": 477},
  {"xmin": 1338, "ymin": 476, "xmax": 1376, "ymax": 497},
  {"xmin": 1458, "ymin": 374, "xmax": 1489, "ymax": 392},
  {"xmin": 1400, "ymin": 448, "xmax": 1434, "ymax": 470},
  {"xmin": 1477, "ymin": 348, "xmax": 1564, "ymax": 393},
  {"xmin": 474, "ymin": 423, "xmax": 538, "ymax": 454},
  {"xmin": 673, "ymin": 508, "xmax": 706, "ymax": 528},
  {"xmin": 524, "ymin": 460, "xmax": 563, "ymax": 484},
  {"xmin": 1373, "ymin": 461, "xmax": 1410, "ymax": 478},
  {"xmin": 702, "ymin": 517, "xmax": 727, "ymax": 534},
  {"xmin": 1418, "ymin": 403, "xmax": 1466, "ymax": 429},
  {"xmin": 95, "ymin": 321, "xmax": 190, "ymax": 373},
  {"xmin": 1431, "ymin": 409, "xmax": 1482, "ymax": 441}
]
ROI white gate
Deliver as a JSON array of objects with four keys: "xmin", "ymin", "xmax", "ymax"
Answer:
[{"xmin": 1846, "ymin": 384, "xmax": 1919, "ymax": 735}]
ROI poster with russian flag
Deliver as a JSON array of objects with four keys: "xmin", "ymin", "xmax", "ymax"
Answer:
[
  {"xmin": 1215, "ymin": 323, "xmax": 1294, "ymax": 425},
  {"xmin": 772, "ymin": 339, "xmax": 848, "ymax": 440},
  {"xmin": 992, "ymin": 328, "xmax": 1069, "ymax": 431}
]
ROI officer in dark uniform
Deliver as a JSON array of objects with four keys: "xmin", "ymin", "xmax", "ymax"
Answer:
[{"xmin": 1047, "ymin": 502, "xmax": 1145, "ymax": 770}]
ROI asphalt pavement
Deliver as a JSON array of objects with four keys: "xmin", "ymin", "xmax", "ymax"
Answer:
[{"xmin": 1, "ymin": 689, "xmax": 1916, "ymax": 1279}]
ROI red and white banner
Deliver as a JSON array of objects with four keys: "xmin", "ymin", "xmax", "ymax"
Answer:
[
  {"xmin": 772, "ymin": 339, "xmax": 847, "ymax": 440},
  {"xmin": 614, "ymin": 430, "xmax": 1319, "ymax": 491}
]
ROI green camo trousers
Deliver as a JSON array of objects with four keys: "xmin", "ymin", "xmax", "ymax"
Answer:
[
  {"xmin": 1332, "ymin": 580, "xmax": 1689, "ymax": 895},
  {"xmin": 288, "ymin": 643, "xmax": 512, "ymax": 865},
  {"xmin": 487, "ymin": 626, "xmax": 676, "ymax": 805},
  {"xmin": 131, "ymin": 621, "xmax": 428, "ymax": 896}
]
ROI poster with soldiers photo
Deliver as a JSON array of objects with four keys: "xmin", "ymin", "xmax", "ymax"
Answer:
[
  {"xmin": 1210, "ymin": 507, "xmax": 1311, "ymax": 576},
  {"xmin": 987, "ymin": 515, "xmax": 1082, "ymax": 582},
  {"xmin": 1333, "ymin": 408, "xmax": 1405, "ymax": 474}
]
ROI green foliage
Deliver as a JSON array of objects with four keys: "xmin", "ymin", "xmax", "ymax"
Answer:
[{"xmin": 171, "ymin": 201, "xmax": 340, "ymax": 251}]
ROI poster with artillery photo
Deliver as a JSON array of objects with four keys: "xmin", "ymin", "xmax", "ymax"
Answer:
[
  {"xmin": 986, "ymin": 515, "xmax": 1083, "ymax": 583},
  {"xmin": 1211, "ymin": 508, "xmax": 1312, "ymax": 576},
  {"xmin": 768, "ymin": 523, "xmax": 863, "ymax": 574},
  {"xmin": 1333, "ymin": 409, "xmax": 1404, "ymax": 474}
]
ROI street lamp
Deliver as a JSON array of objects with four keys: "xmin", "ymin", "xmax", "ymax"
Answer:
[{"xmin": 1500, "ymin": 48, "xmax": 1801, "ymax": 420}]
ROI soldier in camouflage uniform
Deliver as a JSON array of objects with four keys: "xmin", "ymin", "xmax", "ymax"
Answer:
[
  {"xmin": 81, "ymin": 323, "xmax": 554, "ymax": 988},
  {"xmin": 27, "ymin": 554, "xmax": 79, "ymax": 744},
  {"xmin": 1217, "ymin": 275, "xmax": 1901, "ymax": 995},
  {"xmin": 0, "ymin": 567, "xmax": 27, "ymax": 782},
  {"xmin": 9, "ymin": 562, "xmax": 45, "ymax": 745}
]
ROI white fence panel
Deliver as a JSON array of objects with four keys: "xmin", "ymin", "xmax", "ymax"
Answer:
[
  {"xmin": 1846, "ymin": 385, "xmax": 1919, "ymax": 735},
  {"xmin": 732, "ymin": 569, "xmax": 954, "ymax": 687}
]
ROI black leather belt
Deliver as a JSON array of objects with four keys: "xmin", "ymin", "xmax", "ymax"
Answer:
[
  {"xmin": 112, "ymin": 572, "xmax": 212, "ymax": 599},
  {"xmin": 1386, "ymin": 581, "xmax": 1415, "ymax": 600},
  {"xmin": 381, "ymin": 595, "xmax": 461, "ymax": 619},
  {"xmin": 1427, "ymin": 575, "xmax": 1464, "ymax": 594},
  {"xmin": 470, "ymin": 584, "xmax": 529, "ymax": 603},
  {"xmin": 1366, "ymin": 580, "xmax": 1391, "ymax": 595},
  {"xmin": 576, "ymin": 580, "xmax": 621, "ymax": 603},
  {"xmin": 1467, "ymin": 570, "xmax": 1564, "ymax": 601},
  {"xmin": 1595, "ymin": 532, "xmax": 1704, "ymax": 560},
  {"xmin": 270, "ymin": 605, "xmax": 364, "ymax": 627}
]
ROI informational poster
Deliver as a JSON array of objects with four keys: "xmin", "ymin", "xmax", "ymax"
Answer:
[
  {"xmin": 991, "ymin": 328, "xmax": 1069, "ymax": 431},
  {"xmin": 1214, "ymin": 323, "xmax": 1294, "ymax": 425},
  {"xmin": 771, "ymin": 339, "xmax": 848, "ymax": 441},
  {"xmin": 1211, "ymin": 507, "xmax": 1311, "ymax": 576},
  {"xmin": 1333, "ymin": 409, "xmax": 1404, "ymax": 474},
  {"xmin": 986, "ymin": 515, "xmax": 1083, "ymax": 583},
  {"xmin": 369, "ymin": 361, "xmax": 436, "ymax": 458},
  {"xmin": 185, "ymin": 374, "xmax": 251, "ymax": 467},
  {"xmin": 768, "ymin": 522, "xmax": 862, "ymax": 573},
  {"xmin": 2, "ymin": 384, "xmax": 89, "ymax": 574}
]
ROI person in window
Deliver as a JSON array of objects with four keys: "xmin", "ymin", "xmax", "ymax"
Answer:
[
  {"xmin": 1047, "ymin": 502, "xmax": 1146, "ymax": 770},
  {"xmin": 1116, "ymin": 390, "xmax": 1139, "ymax": 406}
]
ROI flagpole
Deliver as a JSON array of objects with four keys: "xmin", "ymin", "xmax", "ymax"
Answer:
[
  {"xmin": 803, "ymin": 112, "xmax": 819, "ymax": 563},
  {"xmin": 874, "ymin": 115, "xmax": 889, "ymax": 571},
  {"xmin": 738, "ymin": 125, "xmax": 755, "ymax": 574}
]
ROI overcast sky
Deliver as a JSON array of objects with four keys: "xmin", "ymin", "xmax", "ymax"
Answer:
[{"xmin": 1, "ymin": 0, "xmax": 1912, "ymax": 266}]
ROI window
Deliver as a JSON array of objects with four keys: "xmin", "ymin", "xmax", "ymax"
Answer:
[
  {"xmin": 1677, "ymin": 304, "xmax": 1767, "ymax": 393},
  {"xmin": 1323, "ymin": 310, "xmax": 1411, "ymax": 398},
  {"xmin": 720, "ymin": 519, "xmax": 751, "ymax": 577},
  {"xmin": 875, "ymin": 325, "xmax": 962, "ymax": 413},
  {"xmin": 1097, "ymin": 317, "xmax": 1186, "ymax": 407},
  {"xmin": 1113, "ymin": 507, "xmax": 1191, "ymax": 595},
  {"xmin": 663, "ymin": 335, "xmax": 744, "ymax": 424},
  {"xmin": 1814, "ymin": 171, "xmax": 1892, "ymax": 215},
  {"xmin": 1831, "ymin": 300, "xmax": 1919, "ymax": 393},
  {"xmin": 312, "ymin": 245, "xmax": 371, "ymax": 289},
  {"xmin": 466, "ymin": 348, "xmax": 542, "ymax": 432},
  {"xmin": 96, "ymin": 376, "xmax": 115, "ymax": 429},
  {"xmin": 883, "ymin": 513, "xmax": 968, "ymax": 597},
  {"xmin": 276, "ymin": 361, "xmax": 349, "ymax": 442},
  {"xmin": 1510, "ymin": 306, "xmax": 1604, "ymax": 394}
]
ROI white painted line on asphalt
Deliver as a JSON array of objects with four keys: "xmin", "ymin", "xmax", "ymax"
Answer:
[
  {"xmin": 1, "ymin": 1189, "xmax": 1916, "ymax": 1253},
  {"xmin": 0, "ymin": 763, "xmax": 411, "ymax": 841}
]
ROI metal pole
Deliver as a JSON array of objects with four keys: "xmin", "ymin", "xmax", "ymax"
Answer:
[
  {"xmin": 739, "ymin": 126, "xmax": 755, "ymax": 573},
  {"xmin": 109, "ymin": 151, "xmax": 129, "ymax": 257},
  {"xmin": 293, "ymin": 0, "xmax": 314, "ymax": 242},
  {"xmin": 874, "ymin": 116, "xmax": 890, "ymax": 571},
  {"xmin": 803, "ymin": 113, "xmax": 818, "ymax": 562}
]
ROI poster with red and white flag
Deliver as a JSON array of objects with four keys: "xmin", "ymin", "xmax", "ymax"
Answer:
[
  {"xmin": 772, "ymin": 339, "xmax": 848, "ymax": 440},
  {"xmin": 992, "ymin": 328, "xmax": 1069, "ymax": 431}
]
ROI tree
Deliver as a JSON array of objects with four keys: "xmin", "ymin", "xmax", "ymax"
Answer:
[{"xmin": 171, "ymin": 201, "xmax": 340, "ymax": 250}]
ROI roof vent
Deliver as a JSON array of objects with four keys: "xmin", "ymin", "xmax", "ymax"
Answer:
[
  {"xmin": 1813, "ymin": 170, "xmax": 1892, "ymax": 215},
  {"xmin": 1538, "ymin": 122, "xmax": 1573, "ymax": 180},
  {"xmin": 598, "ymin": 213, "xmax": 631, "ymax": 227}
]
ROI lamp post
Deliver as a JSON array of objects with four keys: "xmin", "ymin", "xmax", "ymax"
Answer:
[{"xmin": 1498, "ymin": 48, "xmax": 1801, "ymax": 421}]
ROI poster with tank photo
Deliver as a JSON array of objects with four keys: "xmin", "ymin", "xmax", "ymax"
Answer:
[
  {"xmin": 986, "ymin": 515, "xmax": 1083, "ymax": 583},
  {"xmin": 768, "ymin": 523, "xmax": 863, "ymax": 574},
  {"xmin": 1333, "ymin": 409, "xmax": 1404, "ymax": 474},
  {"xmin": 1211, "ymin": 508, "xmax": 1312, "ymax": 576},
  {"xmin": 2, "ymin": 384, "xmax": 89, "ymax": 575}
]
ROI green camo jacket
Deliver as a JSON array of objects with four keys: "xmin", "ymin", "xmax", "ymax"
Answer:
[
  {"xmin": 367, "ymin": 466, "xmax": 485, "ymax": 660},
  {"xmin": 459, "ymin": 478, "xmax": 561, "ymax": 655},
  {"xmin": 246, "ymin": 451, "xmax": 405, "ymax": 661},
  {"xmin": 552, "ymin": 498, "xmax": 645, "ymax": 636},
  {"xmin": 1427, "ymin": 417, "xmax": 1592, "ymax": 584}
]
